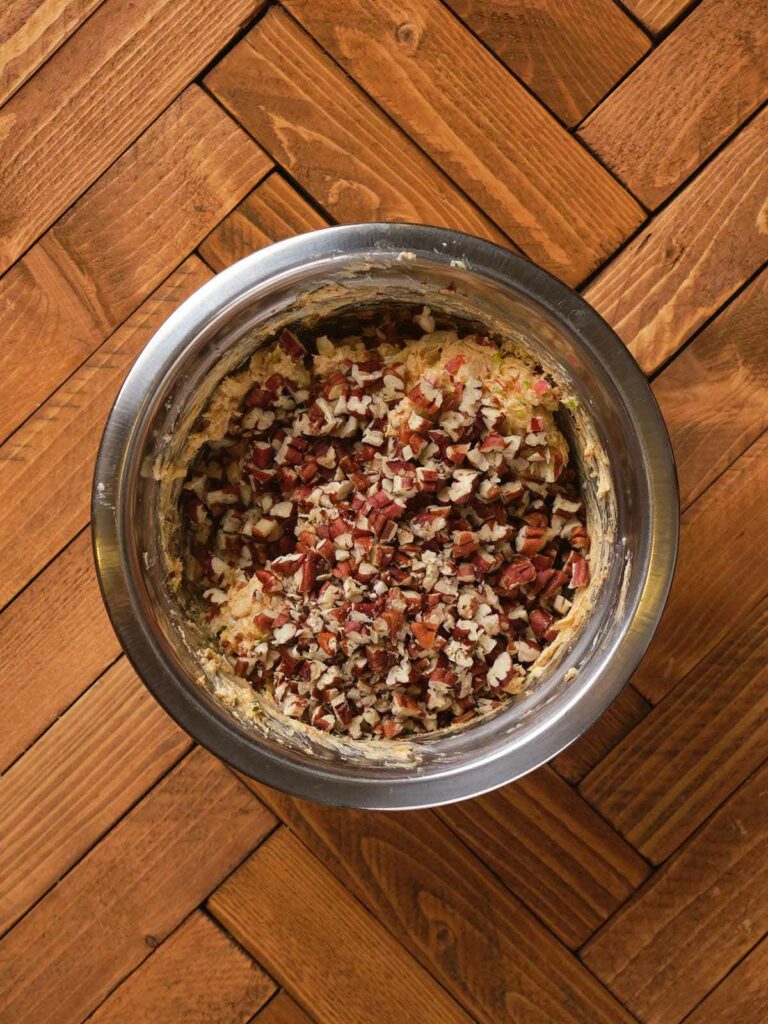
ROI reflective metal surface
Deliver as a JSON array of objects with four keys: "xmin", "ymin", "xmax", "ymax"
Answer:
[{"xmin": 92, "ymin": 224, "xmax": 678, "ymax": 809}]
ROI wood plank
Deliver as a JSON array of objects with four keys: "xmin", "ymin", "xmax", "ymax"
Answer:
[
  {"xmin": 437, "ymin": 765, "xmax": 649, "ymax": 947},
  {"xmin": 0, "ymin": 657, "xmax": 190, "ymax": 935},
  {"xmin": 443, "ymin": 0, "xmax": 650, "ymax": 126},
  {"xmin": 243, "ymin": 779, "xmax": 636, "ymax": 1024},
  {"xmin": 255, "ymin": 992, "xmax": 314, "ymax": 1024},
  {"xmin": 284, "ymin": 0, "xmax": 644, "ymax": 285},
  {"xmin": 580, "ymin": 0, "xmax": 768, "ymax": 208},
  {"xmin": 686, "ymin": 935, "xmax": 768, "ymax": 1024},
  {"xmin": 0, "ymin": 244, "xmax": 103, "ymax": 442},
  {"xmin": 89, "ymin": 911, "xmax": 275, "ymax": 1024},
  {"xmin": 631, "ymin": 432, "xmax": 768, "ymax": 703},
  {"xmin": 0, "ymin": 747, "xmax": 275, "ymax": 1024},
  {"xmin": 584, "ymin": 109, "xmax": 768, "ymax": 373},
  {"xmin": 582, "ymin": 596, "xmax": 768, "ymax": 863},
  {"xmin": 0, "ymin": 257, "xmax": 212, "ymax": 609},
  {"xmin": 0, "ymin": 530, "xmax": 119, "ymax": 772},
  {"xmin": 552, "ymin": 684, "xmax": 650, "ymax": 784},
  {"xmin": 582, "ymin": 761, "xmax": 768, "ymax": 1024},
  {"xmin": 204, "ymin": 11, "xmax": 518, "ymax": 251},
  {"xmin": 209, "ymin": 828, "xmax": 473, "ymax": 1024},
  {"xmin": 199, "ymin": 173, "xmax": 328, "ymax": 273},
  {"xmin": 0, "ymin": 0, "xmax": 268, "ymax": 272},
  {"xmin": 652, "ymin": 268, "xmax": 768, "ymax": 510},
  {"xmin": 0, "ymin": 86, "xmax": 267, "ymax": 445},
  {"xmin": 0, "ymin": 0, "xmax": 103, "ymax": 107},
  {"xmin": 623, "ymin": 0, "xmax": 700, "ymax": 35}
]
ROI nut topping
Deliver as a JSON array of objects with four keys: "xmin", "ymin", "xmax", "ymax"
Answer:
[{"xmin": 183, "ymin": 316, "xmax": 592, "ymax": 738}]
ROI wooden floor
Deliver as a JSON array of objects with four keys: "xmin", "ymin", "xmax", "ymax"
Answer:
[{"xmin": 0, "ymin": 1, "xmax": 766, "ymax": 1021}]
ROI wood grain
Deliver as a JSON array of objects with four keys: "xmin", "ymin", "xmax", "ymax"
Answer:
[
  {"xmin": 552, "ymin": 684, "xmax": 650, "ymax": 784},
  {"xmin": 89, "ymin": 911, "xmax": 275, "ymax": 1024},
  {"xmin": 284, "ymin": 0, "xmax": 644, "ymax": 285},
  {"xmin": 0, "ymin": 0, "xmax": 267, "ymax": 272},
  {"xmin": 255, "ymin": 992, "xmax": 315, "ymax": 1024},
  {"xmin": 580, "ymin": 0, "xmax": 768, "ymax": 207},
  {"xmin": 582, "ymin": 596, "xmax": 768, "ymax": 862},
  {"xmin": 653, "ymin": 268, "xmax": 768, "ymax": 509},
  {"xmin": 199, "ymin": 173, "xmax": 328, "ymax": 273},
  {"xmin": 686, "ymin": 935, "xmax": 768, "ymax": 1024},
  {"xmin": 0, "ymin": 87, "xmax": 265, "ymax": 444},
  {"xmin": 582, "ymin": 762, "xmax": 768, "ymax": 1024},
  {"xmin": 443, "ymin": 0, "xmax": 650, "ymax": 126},
  {"xmin": 244, "ymin": 779, "xmax": 636, "ymax": 1024},
  {"xmin": 0, "ymin": 244, "xmax": 103, "ymax": 443},
  {"xmin": 0, "ymin": 2, "xmax": 764, "ymax": 1016},
  {"xmin": 438, "ymin": 765, "xmax": 649, "ymax": 947},
  {"xmin": 209, "ymin": 827, "xmax": 474, "ymax": 1024},
  {"xmin": 624, "ymin": 0, "xmax": 700, "ymax": 35},
  {"xmin": 0, "ymin": 529, "xmax": 119, "ymax": 771},
  {"xmin": 0, "ymin": 0, "xmax": 103, "ymax": 106},
  {"xmin": 205, "ymin": 11, "xmax": 517, "ymax": 249},
  {"xmin": 631, "ymin": 431, "xmax": 768, "ymax": 703},
  {"xmin": 0, "ymin": 258, "xmax": 212, "ymax": 608},
  {"xmin": 0, "ymin": 748, "xmax": 275, "ymax": 1024},
  {"xmin": 585, "ymin": 108, "xmax": 768, "ymax": 373},
  {"xmin": 0, "ymin": 658, "xmax": 190, "ymax": 934}
]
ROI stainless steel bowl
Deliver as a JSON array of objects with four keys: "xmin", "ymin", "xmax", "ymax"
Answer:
[{"xmin": 92, "ymin": 223, "xmax": 678, "ymax": 809}]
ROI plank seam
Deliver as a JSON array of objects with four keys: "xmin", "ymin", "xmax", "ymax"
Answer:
[
  {"xmin": 678, "ymin": 928, "xmax": 768, "ymax": 1022},
  {"xmin": 243, "ymin": 985, "xmax": 316, "ymax": 1024},
  {"xmin": 0, "ymin": 521, "xmax": 93, "ymax": 623},
  {"xmin": 258, "ymin": 7, "xmax": 522, "ymax": 251},
  {"xmin": 648, "ymin": 257, "xmax": 768, "ymax": 386},
  {"xmin": 0, "ymin": 73, "xmax": 269, "ymax": 295},
  {"xmin": 551, "ymin": 685, "xmax": 651, "ymax": 789},
  {"xmin": 579, "ymin": 558, "xmax": 768, "ymax": 852},
  {"xmin": 625, "ymin": 0, "xmax": 706, "ymax": 41},
  {"xmin": 431, "ymin": 0, "xmax": 651, "ymax": 214},
  {"xmin": 577, "ymin": 99, "xmax": 768, "ymax": 297},
  {"xmin": 578, "ymin": 85, "xmax": 768, "ymax": 213},
  {"xmin": 0, "ymin": 645, "xmax": 124, "ymax": 779},
  {"xmin": 0, "ymin": 746, "xmax": 280, "ymax": 952},
  {"xmin": 194, "ymin": 0, "xmax": 273, "ymax": 83},
  {"xmin": 578, "ymin": 754, "xmax": 768, "ymax": 956},
  {"xmin": 672, "ymin": 420, "xmax": 768, "ymax": 522},
  {"xmin": 433, "ymin": 798, "xmax": 650, "ymax": 980},
  {"xmin": 0, "ymin": 259, "xmax": 199, "ymax": 451},
  {"xmin": 573, "ymin": 37, "xmax": 657, "ymax": 129},
  {"xmin": 0, "ymin": 0, "xmax": 111, "ymax": 111},
  {"xmin": 78, "ymin": 908, "xmax": 200, "ymax": 1023},
  {"xmin": 194, "ymin": 140, "xmax": 336, "ymax": 239},
  {"xmin": 210, "ymin": 814, "xmax": 487, "ymax": 1024},
  {"xmin": 0, "ymin": 731, "xmax": 194, "ymax": 942},
  {"xmin": 608, "ymin": 0, "xmax": 661, "ymax": 39}
]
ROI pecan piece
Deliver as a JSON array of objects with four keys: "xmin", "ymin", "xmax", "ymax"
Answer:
[
  {"xmin": 411, "ymin": 622, "xmax": 438, "ymax": 649},
  {"xmin": 530, "ymin": 609, "xmax": 558, "ymax": 642},
  {"xmin": 566, "ymin": 551, "xmax": 590, "ymax": 588},
  {"xmin": 515, "ymin": 524, "xmax": 548, "ymax": 555},
  {"xmin": 499, "ymin": 556, "xmax": 537, "ymax": 590}
]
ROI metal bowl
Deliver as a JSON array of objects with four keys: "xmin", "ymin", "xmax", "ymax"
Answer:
[{"xmin": 92, "ymin": 223, "xmax": 678, "ymax": 809}]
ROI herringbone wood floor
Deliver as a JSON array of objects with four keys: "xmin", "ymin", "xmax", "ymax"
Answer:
[{"xmin": 0, "ymin": 1, "xmax": 766, "ymax": 1022}]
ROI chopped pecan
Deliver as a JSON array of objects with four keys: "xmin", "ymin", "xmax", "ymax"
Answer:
[
  {"xmin": 183, "ymin": 318, "xmax": 591, "ymax": 740},
  {"xmin": 515, "ymin": 524, "xmax": 548, "ymax": 555},
  {"xmin": 499, "ymin": 556, "xmax": 537, "ymax": 590},
  {"xmin": 411, "ymin": 622, "xmax": 438, "ymax": 649}
]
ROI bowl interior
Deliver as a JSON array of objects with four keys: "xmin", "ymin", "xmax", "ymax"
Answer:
[{"xmin": 94, "ymin": 227, "xmax": 677, "ymax": 808}]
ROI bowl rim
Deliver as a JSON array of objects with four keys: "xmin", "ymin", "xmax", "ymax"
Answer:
[{"xmin": 92, "ymin": 222, "xmax": 679, "ymax": 809}]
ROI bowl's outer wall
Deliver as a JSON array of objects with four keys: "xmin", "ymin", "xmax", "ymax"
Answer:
[{"xmin": 92, "ymin": 223, "xmax": 679, "ymax": 809}]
